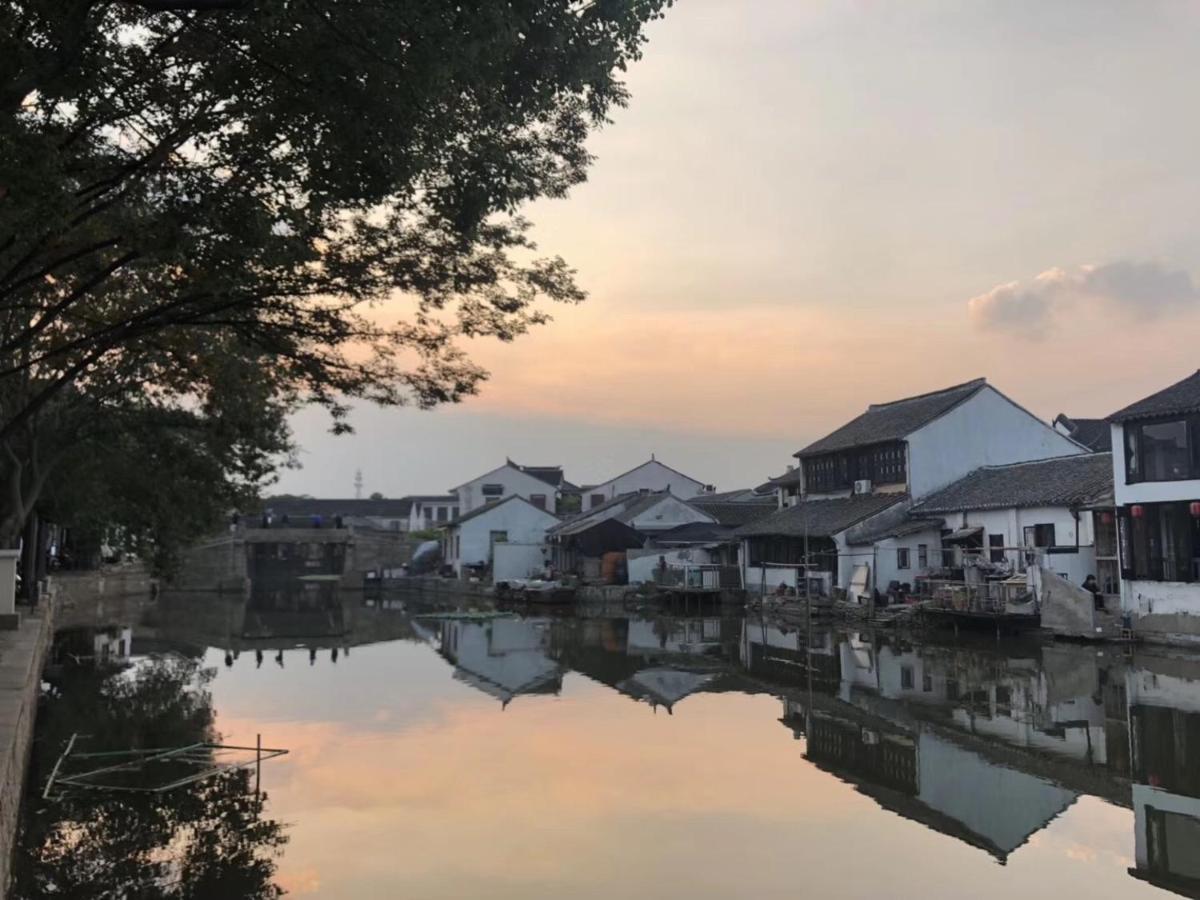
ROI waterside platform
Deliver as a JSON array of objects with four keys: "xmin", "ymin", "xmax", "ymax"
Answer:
[{"xmin": 0, "ymin": 601, "xmax": 55, "ymax": 898}]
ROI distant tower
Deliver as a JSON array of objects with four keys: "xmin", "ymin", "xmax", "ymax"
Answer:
[{"xmin": 354, "ymin": 469, "xmax": 363, "ymax": 500}]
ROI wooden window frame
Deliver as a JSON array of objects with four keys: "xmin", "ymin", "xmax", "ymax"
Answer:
[{"xmin": 1125, "ymin": 414, "xmax": 1200, "ymax": 485}]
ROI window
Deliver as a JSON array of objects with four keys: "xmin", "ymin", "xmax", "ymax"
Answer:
[
  {"xmin": 1023, "ymin": 524, "xmax": 1056, "ymax": 548},
  {"xmin": 804, "ymin": 441, "xmax": 908, "ymax": 493},
  {"xmin": 901, "ymin": 666, "xmax": 914, "ymax": 690},
  {"xmin": 922, "ymin": 672, "xmax": 933, "ymax": 693},
  {"xmin": 482, "ymin": 483, "xmax": 504, "ymax": 498},
  {"xmin": 529, "ymin": 494, "xmax": 547, "ymax": 510},
  {"xmin": 989, "ymin": 533, "xmax": 1006, "ymax": 563},
  {"xmin": 436, "ymin": 506, "xmax": 448, "ymax": 522},
  {"xmin": 590, "ymin": 493, "xmax": 606, "ymax": 508},
  {"xmin": 1124, "ymin": 416, "xmax": 1200, "ymax": 484},
  {"xmin": 1123, "ymin": 502, "xmax": 1200, "ymax": 582},
  {"xmin": 897, "ymin": 548, "xmax": 910, "ymax": 570},
  {"xmin": 917, "ymin": 544, "xmax": 928, "ymax": 569},
  {"xmin": 1144, "ymin": 419, "xmax": 1191, "ymax": 481}
]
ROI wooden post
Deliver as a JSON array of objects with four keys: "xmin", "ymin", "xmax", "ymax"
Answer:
[{"xmin": 0, "ymin": 550, "xmax": 19, "ymax": 629}]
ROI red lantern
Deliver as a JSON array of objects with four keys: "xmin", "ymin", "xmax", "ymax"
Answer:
[
  {"xmin": 1131, "ymin": 505, "xmax": 1145, "ymax": 519},
  {"xmin": 1101, "ymin": 511, "xmax": 1114, "ymax": 524},
  {"xmin": 1191, "ymin": 502, "xmax": 1200, "ymax": 518}
]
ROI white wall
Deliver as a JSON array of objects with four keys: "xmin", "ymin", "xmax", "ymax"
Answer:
[
  {"xmin": 870, "ymin": 527, "xmax": 944, "ymax": 591},
  {"xmin": 583, "ymin": 460, "xmax": 705, "ymax": 510},
  {"xmin": 907, "ymin": 386, "xmax": 1083, "ymax": 500},
  {"xmin": 936, "ymin": 506, "xmax": 1095, "ymax": 581},
  {"xmin": 447, "ymin": 499, "xmax": 558, "ymax": 576},
  {"xmin": 917, "ymin": 732, "xmax": 1077, "ymax": 854},
  {"xmin": 1123, "ymin": 578, "xmax": 1200, "ymax": 620},
  {"xmin": 493, "ymin": 543, "xmax": 550, "ymax": 582},
  {"xmin": 627, "ymin": 547, "xmax": 716, "ymax": 584},
  {"xmin": 454, "ymin": 464, "xmax": 559, "ymax": 514}
]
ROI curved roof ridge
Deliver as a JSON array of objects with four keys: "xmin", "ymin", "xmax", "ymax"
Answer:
[
  {"xmin": 866, "ymin": 377, "xmax": 987, "ymax": 411},
  {"xmin": 979, "ymin": 451, "xmax": 1110, "ymax": 471}
]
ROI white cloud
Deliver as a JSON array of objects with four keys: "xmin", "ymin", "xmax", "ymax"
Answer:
[{"xmin": 968, "ymin": 261, "xmax": 1199, "ymax": 334}]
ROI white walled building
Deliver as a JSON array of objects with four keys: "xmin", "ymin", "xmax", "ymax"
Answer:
[
  {"xmin": 451, "ymin": 460, "xmax": 571, "ymax": 515},
  {"xmin": 892, "ymin": 453, "xmax": 1116, "ymax": 592},
  {"xmin": 793, "ymin": 378, "xmax": 1084, "ymax": 504},
  {"xmin": 744, "ymin": 378, "xmax": 1084, "ymax": 599},
  {"xmin": 437, "ymin": 618, "xmax": 562, "ymax": 704},
  {"xmin": 442, "ymin": 495, "xmax": 559, "ymax": 578},
  {"xmin": 1107, "ymin": 369, "xmax": 1200, "ymax": 643},
  {"xmin": 580, "ymin": 457, "xmax": 708, "ymax": 511}
]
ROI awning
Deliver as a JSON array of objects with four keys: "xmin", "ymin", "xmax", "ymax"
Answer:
[{"xmin": 944, "ymin": 526, "xmax": 984, "ymax": 543}]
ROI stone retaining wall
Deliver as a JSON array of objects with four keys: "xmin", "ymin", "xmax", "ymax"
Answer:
[{"xmin": 0, "ymin": 602, "xmax": 55, "ymax": 898}]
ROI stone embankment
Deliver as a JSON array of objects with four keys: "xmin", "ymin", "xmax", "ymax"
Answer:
[{"xmin": 0, "ymin": 600, "xmax": 54, "ymax": 898}]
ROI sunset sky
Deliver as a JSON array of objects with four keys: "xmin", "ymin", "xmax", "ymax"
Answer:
[{"xmin": 278, "ymin": 0, "xmax": 1200, "ymax": 498}]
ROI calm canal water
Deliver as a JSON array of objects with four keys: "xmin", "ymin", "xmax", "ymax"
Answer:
[{"xmin": 12, "ymin": 585, "xmax": 1200, "ymax": 899}]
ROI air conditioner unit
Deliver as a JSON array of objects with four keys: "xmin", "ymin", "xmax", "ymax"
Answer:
[{"xmin": 853, "ymin": 480, "xmax": 873, "ymax": 495}]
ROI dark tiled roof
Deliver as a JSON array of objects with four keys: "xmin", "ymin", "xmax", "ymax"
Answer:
[
  {"xmin": 847, "ymin": 517, "xmax": 945, "ymax": 547},
  {"xmin": 264, "ymin": 497, "xmax": 415, "ymax": 517},
  {"xmin": 911, "ymin": 453, "xmax": 1113, "ymax": 515},
  {"xmin": 650, "ymin": 522, "xmax": 737, "ymax": 544},
  {"xmin": 735, "ymin": 493, "xmax": 907, "ymax": 539},
  {"xmin": 509, "ymin": 460, "xmax": 566, "ymax": 487},
  {"xmin": 1107, "ymin": 370, "xmax": 1200, "ymax": 423},
  {"xmin": 796, "ymin": 378, "xmax": 988, "ymax": 458},
  {"xmin": 1053, "ymin": 415, "xmax": 1112, "ymax": 452},
  {"xmin": 690, "ymin": 499, "xmax": 777, "ymax": 527},
  {"xmin": 703, "ymin": 488, "xmax": 769, "ymax": 502},
  {"xmin": 767, "ymin": 469, "xmax": 803, "ymax": 488}
]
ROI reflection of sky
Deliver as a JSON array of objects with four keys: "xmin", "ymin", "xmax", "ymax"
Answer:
[{"xmin": 205, "ymin": 639, "xmax": 1161, "ymax": 900}]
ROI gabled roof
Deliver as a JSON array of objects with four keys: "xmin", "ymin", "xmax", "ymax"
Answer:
[
  {"xmin": 796, "ymin": 378, "xmax": 988, "ymax": 458},
  {"xmin": 589, "ymin": 457, "xmax": 705, "ymax": 492},
  {"xmin": 1108, "ymin": 369, "xmax": 1200, "ymax": 423},
  {"xmin": 1053, "ymin": 415, "xmax": 1112, "ymax": 452},
  {"xmin": 550, "ymin": 491, "xmax": 713, "ymax": 537},
  {"xmin": 445, "ymin": 495, "xmax": 557, "ymax": 528},
  {"xmin": 735, "ymin": 493, "xmax": 907, "ymax": 539},
  {"xmin": 450, "ymin": 460, "xmax": 567, "ymax": 493},
  {"xmin": 910, "ymin": 453, "xmax": 1114, "ymax": 515},
  {"xmin": 264, "ymin": 497, "xmax": 414, "ymax": 517}
]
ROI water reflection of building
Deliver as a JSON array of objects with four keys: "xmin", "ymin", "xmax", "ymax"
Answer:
[
  {"xmin": 738, "ymin": 620, "xmax": 842, "ymax": 693},
  {"xmin": 789, "ymin": 696, "xmax": 1077, "ymax": 861},
  {"xmin": 438, "ymin": 618, "xmax": 562, "ymax": 706},
  {"xmin": 552, "ymin": 614, "xmax": 750, "ymax": 713},
  {"xmin": 1127, "ymin": 653, "xmax": 1200, "ymax": 897}
]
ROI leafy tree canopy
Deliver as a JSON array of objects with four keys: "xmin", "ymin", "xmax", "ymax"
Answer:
[{"xmin": 0, "ymin": 0, "xmax": 671, "ymax": 546}]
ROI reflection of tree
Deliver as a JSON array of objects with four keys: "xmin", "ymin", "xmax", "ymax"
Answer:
[{"xmin": 13, "ymin": 656, "xmax": 287, "ymax": 899}]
